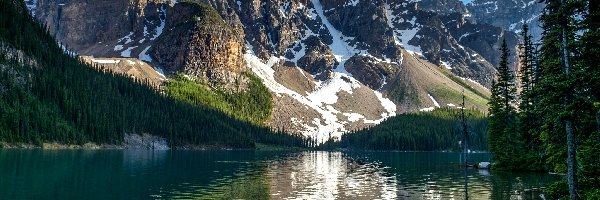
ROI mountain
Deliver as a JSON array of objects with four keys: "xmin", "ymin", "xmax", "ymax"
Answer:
[
  {"xmin": 25, "ymin": 0, "xmax": 541, "ymax": 142},
  {"xmin": 465, "ymin": 0, "xmax": 544, "ymax": 41},
  {"xmin": 0, "ymin": 0, "xmax": 308, "ymax": 148}
]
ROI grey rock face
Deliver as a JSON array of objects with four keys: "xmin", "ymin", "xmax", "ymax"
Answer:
[
  {"xmin": 321, "ymin": 0, "xmax": 402, "ymax": 59},
  {"xmin": 418, "ymin": 0, "xmax": 468, "ymax": 15},
  {"xmin": 466, "ymin": 0, "xmax": 545, "ymax": 41},
  {"xmin": 33, "ymin": 0, "xmax": 167, "ymax": 56},
  {"xmin": 443, "ymin": 12, "xmax": 519, "ymax": 67},
  {"xmin": 296, "ymin": 36, "xmax": 338, "ymax": 74},
  {"xmin": 382, "ymin": 0, "xmax": 503, "ymax": 87},
  {"xmin": 29, "ymin": 0, "xmax": 512, "ymax": 89},
  {"xmin": 345, "ymin": 55, "xmax": 397, "ymax": 90}
]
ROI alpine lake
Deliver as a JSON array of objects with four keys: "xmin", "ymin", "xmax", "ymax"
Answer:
[{"xmin": 0, "ymin": 150, "xmax": 561, "ymax": 199}]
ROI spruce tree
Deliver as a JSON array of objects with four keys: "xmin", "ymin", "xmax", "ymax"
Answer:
[
  {"xmin": 536, "ymin": 0, "xmax": 596, "ymax": 198},
  {"xmin": 558, "ymin": 0, "xmax": 577, "ymax": 197},
  {"xmin": 488, "ymin": 39, "xmax": 519, "ymax": 168},
  {"xmin": 573, "ymin": 0, "xmax": 600, "ymax": 198},
  {"xmin": 517, "ymin": 24, "xmax": 545, "ymax": 169},
  {"xmin": 519, "ymin": 24, "xmax": 535, "ymax": 112}
]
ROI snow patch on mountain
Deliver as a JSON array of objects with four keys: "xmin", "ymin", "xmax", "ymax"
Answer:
[
  {"xmin": 461, "ymin": 0, "xmax": 474, "ymax": 5},
  {"xmin": 345, "ymin": 0, "xmax": 359, "ymax": 7},
  {"xmin": 420, "ymin": 107, "xmax": 435, "ymax": 112},
  {"xmin": 385, "ymin": 4, "xmax": 423, "ymax": 56},
  {"xmin": 440, "ymin": 61, "xmax": 451, "ymax": 69},
  {"xmin": 428, "ymin": 93, "xmax": 441, "ymax": 108},
  {"xmin": 118, "ymin": 32, "xmax": 134, "ymax": 44},
  {"xmin": 139, "ymin": 46, "xmax": 153, "ymax": 62},
  {"xmin": 121, "ymin": 46, "xmax": 137, "ymax": 57},
  {"xmin": 307, "ymin": 73, "xmax": 361, "ymax": 105},
  {"xmin": 154, "ymin": 66, "xmax": 166, "ymax": 78},
  {"xmin": 311, "ymin": 0, "xmax": 367, "ymax": 75},
  {"xmin": 245, "ymin": 40, "xmax": 396, "ymax": 143},
  {"xmin": 151, "ymin": 6, "xmax": 166, "ymax": 40},
  {"xmin": 114, "ymin": 45, "xmax": 124, "ymax": 51}
]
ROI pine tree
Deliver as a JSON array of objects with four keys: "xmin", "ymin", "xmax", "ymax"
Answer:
[
  {"xmin": 581, "ymin": 0, "xmax": 600, "ymax": 133},
  {"xmin": 557, "ymin": 0, "xmax": 577, "ymax": 198},
  {"xmin": 519, "ymin": 24, "xmax": 535, "ymax": 112},
  {"xmin": 536, "ymin": 0, "xmax": 598, "ymax": 198},
  {"xmin": 488, "ymin": 39, "xmax": 519, "ymax": 168},
  {"xmin": 517, "ymin": 24, "xmax": 544, "ymax": 169},
  {"xmin": 573, "ymin": 0, "xmax": 600, "ymax": 198}
]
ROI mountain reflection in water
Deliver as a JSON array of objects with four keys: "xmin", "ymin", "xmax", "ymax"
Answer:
[{"xmin": 0, "ymin": 150, "xmax": 560, "ymax": 200}]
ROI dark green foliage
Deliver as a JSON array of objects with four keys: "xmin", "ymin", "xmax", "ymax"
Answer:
[
  {"xmin": 325, "ymin": 108, "xmax": 488, "ymax": 151},
  {"xmin": 165, "ymin": 73, "xmax": 272, "ymax": 125},
  {"xmin": 491, "ymin": 0, "xmax": 600, "ymax": 197},
  {"xmin": 516, "ymin": 25, "xmax": 546, "ymax": 170},
  {"xmin": 387, "ymin": 78, "xmax": 421, "ymax": 106},
  {"xmin": 487, "ymin": 39, "xmax": 524, "ymax": 169},
  {"xmin": 536, "ymin": 0, "xmax": 594, "ymax": 198},
  {"xmin": 0, "ymin": 0, "xmax": 308, "ymax": 148},
  {"xmin": 518, "ymin": 24, "xmax": 536, "ymax": 113},
  {"xmin": 487, "ymin": 28, "xmax": 545, "ymax": 171}
]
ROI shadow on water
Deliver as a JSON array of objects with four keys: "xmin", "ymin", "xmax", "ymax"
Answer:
[{"xmin": 0, "ymin": 150, "xmax": 560, "ymax": 199}]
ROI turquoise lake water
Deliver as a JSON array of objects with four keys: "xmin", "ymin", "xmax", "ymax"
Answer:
[{"xmin": 0, "ymin": 150, "xmax": 560, "ymax": 199}]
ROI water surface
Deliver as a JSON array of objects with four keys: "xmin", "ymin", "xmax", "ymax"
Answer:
[{"xmin": 0, "ymin": 150, "xmax": 560, "ymax": 199}]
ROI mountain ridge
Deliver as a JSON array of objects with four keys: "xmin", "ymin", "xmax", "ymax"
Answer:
[{"xmin": 24, "ymin": 0, "xmax": 539, "ymax": 141}]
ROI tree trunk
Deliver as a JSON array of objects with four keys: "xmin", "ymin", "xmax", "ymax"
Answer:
[
  {"xmin": 560, "ymin": 0, "xmax": 578, "ymax": 198},
  {"xmin": 565, "ymin": 120, "xmax": 578, "ymax": 199}
]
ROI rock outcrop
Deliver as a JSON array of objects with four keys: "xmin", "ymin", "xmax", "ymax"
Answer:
[{"xmin": 151, "ymin": 2, "xmax": 247, "ymax": 89}]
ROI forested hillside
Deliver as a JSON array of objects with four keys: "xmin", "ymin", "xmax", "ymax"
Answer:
[
  {"xmin": 164, "ymin": 73, "xmax": 272, "ymax": 125},
  {"xmin": 0, "ymin": 0, "xmax": 308, "ymax": 148},
  {"xmin": 322, "ymin": 108, "xmax": 488, "ymax": 151}
]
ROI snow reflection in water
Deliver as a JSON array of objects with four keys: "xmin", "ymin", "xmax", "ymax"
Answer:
[{"xmin": 267, "ymin": 151, "xmax": 398, "ymax": 200}]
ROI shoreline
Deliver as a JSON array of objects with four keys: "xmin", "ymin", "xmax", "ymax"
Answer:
[
  {"xmin": 0, "ymin": 142, "xmax": 262, "ymax": 151},
  {"xmin": 0, "ymin": 142, "xmax": 303, "ymax": 151}
]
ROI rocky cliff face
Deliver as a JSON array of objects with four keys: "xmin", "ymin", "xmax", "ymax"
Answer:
[
  {"xmin": 466, "ymin": 0, "xmax": 545, "ymax": 41},
  {"xmin": 33, "ymin": 0, "xmax": 168, "ymax": 56},
  {"xmin": 151, "ymin": 2, "xmax": 247, "ymax": 89},
  {"xmin": 28, "ymin": 0, "xmax": 532, "ymax": 142}
]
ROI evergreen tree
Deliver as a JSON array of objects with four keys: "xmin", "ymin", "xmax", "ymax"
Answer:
[
  {"xmin": 572, "ymin": 0, "xmax": 600, "ymax": 198},
  {"xmin": 537, "ymin": 0, "xmax": 582, "ymax": 198},
  {"xmin": 517, "ymin": 24, "xmax": 544, "ymax": 169},
  {"xmin": 535, "ymin": 0, "xmax": 600, "ymax": 198},
  {"xmin": 519, "ymin": 24, "xmax": 535, "ymax": 112},
  {"xmin": 488, "ymin": 39, "xmax": 519, "ymax": 168}
]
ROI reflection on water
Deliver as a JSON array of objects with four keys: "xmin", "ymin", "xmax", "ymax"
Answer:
[
  {"xmin": 0, "ymin": 150, "xmax": 560, "ymax": 200},
  {"xmin": 267, "ymin": 152, "xmax": 397, "ymax": 199}
]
